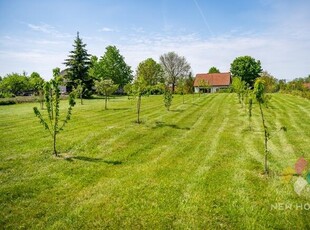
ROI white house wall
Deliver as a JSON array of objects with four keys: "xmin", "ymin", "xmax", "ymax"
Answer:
[{"xmin": 195, "ymin": 86, "xmax": 229, "ymax": 93}]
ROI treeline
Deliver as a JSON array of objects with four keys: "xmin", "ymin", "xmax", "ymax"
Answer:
[
  {"xmin": 255, "ymin": 71, "xmax": 310, "ymax": 99},
  {"xmin": 0, "ymin": 32, "xmax": 195, "ymax": 100},
  {"xmin": 1, "ymin": 32, "xmax": 309, "ymax": 101},
  {"xmin": 0, "ymin": 72, "xmax": 44, "ymax": 98}
]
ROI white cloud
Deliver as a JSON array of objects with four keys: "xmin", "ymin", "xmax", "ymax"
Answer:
[
  {"xmin": 115, "ymin": 31, "xmax": 309, "ymax": 80},
  {"xmin": 28, "ymin": 23, "xmax": 55, "ymax": 34},
  {"xmin": 27, "ymin": 23, "xmax": 72, "ymax": 39},
  {"xmin": 99, "ymin": 27, "xmax": 116, "ymax": 32},
  {"xmin": 1, "ymin": 28, "xmax": 309, "ymax": 80},
  {"xmin": 2, "ymin": 3, "xmax": 310, "ymax": 82},
  {"xmin": 0, "ymin": 50, "xmax": 67, "ymax": 79}
]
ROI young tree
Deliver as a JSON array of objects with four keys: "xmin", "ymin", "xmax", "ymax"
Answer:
[
  {"xmin": 160, "ymin": 51, "xmax": 191, "ymax": 93},
  {"xmin": 244, "ymin": 88, "xmax": 254, "ymax": 130},
  {"xmin": 230, "ymin": 56, "xmax": 262, "ymax": 86},
  {"xmin": 73, "ymin": 80, "xmax": 84, "ymax": 105},
  {"xmin": 98, "ymin": 46, "xmax": 133, "ymax": 91},
  {"xmin": 185, "ymin": 72, "xmax": 194, "ymax": 94},
  {"xmin": 178, "ymin": 77, "xmax": 186, "ymax": 104},
  {"xmin": 198, "ymin": 79, "xmax": 210, "ymax": 96},
  {"xmin": 131, "ymin": 78, "xmax": 148, "ymax": 123},
  {"xmin": 259, "ymin": 71, "xmax": 279, "ymax": 93},
  {"xmin": 64, "ymin": 32, "xmax": 91, "ymax": 96},
  {"xmin": 208, "ymin": 66, "xmax": 220, "ymax": 73},
  {"xmin": 163, "ymin": 89, "xmax": 173, "ymax": 111},
  {"xmin": 232, "ymin": 77, "xmax": 246, "ymax": 104},
  {"xmin": 254, "ymin": 79, "xmax": 269, "ymax": 175},
  {"xmin": 123, "ymin": 83, "xmax": 133, "ymax": 100},
  {"xmin": 95, "ymin": 79, "xmax": 119, "ymax": 110},
  {"xmin": 33, "ymin": 68, "xmax": 76, "ymax": 156}
]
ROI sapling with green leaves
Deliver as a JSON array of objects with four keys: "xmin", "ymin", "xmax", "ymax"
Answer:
[
  {"xmin": 248, "ymin": 96, "xmax": 253, "ymax": 129},
  {"xmin": 198, "ymin": 79, "xmax": 210, "ymax": 96},
  {"xmin": 38, "ymin": 88, "xmax": 45, "ymax": 110},
  {"xmin": 95, "ymin": 79, "xmax": 119, "ymax": 110},
  {"xmin": 178, "ymin": 77, "xmax": 186, "ymax": 104},
  {"xmin": 163, "ymin": 88, "xmax": 173, "ymax": 111},
  {"xmin": 131, "ymin": 78, "xmax": 148, "ymax": 123},
  {"xmin": 124, "ymin": 83, "xmax": 133, "ymax": 100},
  {"xmin": 232, "ymin": 76, "xmax": 246, "ymax": 105},
  {"xmin": 254, "ymin": 79, "xmax": 270, "ymax": 175},
  {"xmin": 74, "ymin": 79, "xmax": 84, "ymax": 105},
  {"xmin": 253, "ymin": 79, "xmax": 287, "ymax": 175},
  {"xmin": 33, "ymin": 68, "xmax": 76, "ymax": 156}
]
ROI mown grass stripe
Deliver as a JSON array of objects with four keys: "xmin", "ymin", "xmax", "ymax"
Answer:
[{"xmin": 0, "ymin": 93, "xmax": 309, "ymax": 229}]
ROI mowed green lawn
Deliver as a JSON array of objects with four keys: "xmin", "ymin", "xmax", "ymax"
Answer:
[{"xmin": 0, "ymin": 93, "xmax": 309, "ymax": 229}]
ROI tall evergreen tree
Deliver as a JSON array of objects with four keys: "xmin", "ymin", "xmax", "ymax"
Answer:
[{"xmin": 64, "ymin": 32, "xmax": 91, "ymax": 96}]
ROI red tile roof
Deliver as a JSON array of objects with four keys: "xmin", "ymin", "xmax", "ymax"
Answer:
[
  {"xmin": 303, "ymin": 83, "xmax": 310, "ymax": 89},
  {"xmin": 194, "ymin": 72, "xmax": 231, "ymax": 87}
]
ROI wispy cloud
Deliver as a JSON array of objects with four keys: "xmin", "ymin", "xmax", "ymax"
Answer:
[
  {"xmin": 28, "ymin": 23, "xmax": 55, "ymax": 34},
  {"xmin": 1, "ymin": 0, "xmax": 309, "ymax": 81},
  {"xmin": 27, "ymin": 22, "xmax": 72, "ymax": 38},
  {"xmin": 99, "ymin": 27, "xmax": 117, "ymax": 32},
  {"xmin": 0, "ymin": 49, "xmax": 67, "ymax": 78},
  {"xmin": 132, "ymin": 27, "xmax": 144, "ymax": 33},
  {"xmin": 115, "ymin": 29, "xmax": 309, "ymax": 80}
]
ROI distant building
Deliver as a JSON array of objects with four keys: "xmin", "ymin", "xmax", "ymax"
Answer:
[
  {"xmin": 194, "ymin": 72, "xmax": 231, "ymax": 93},
  {"xmin": 303, "ymin": 83, "xmax": 310, "ymax": 90},
  {"xmin": 59, "ymin": 69, "xmax": 69, "ymax": 94},
  {"xmin": 59, "ymin": 86, "xmax": 67, "ymax": 94}
]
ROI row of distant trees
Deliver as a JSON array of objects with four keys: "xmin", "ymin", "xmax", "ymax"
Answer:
[
  {"xmin": 0, "ymin": 32, "xmax": 196, "ymax": 99},
  {"xmin": 1, "ymin": 32, "xmax": 309, "ymax": 99},
  {"xmin": 0, "ymin": 72, "xmax": 44, "ymax": 98},
  {"xmin": 63, "ymin": 32, "xmax": 195, "ymax": 99}
]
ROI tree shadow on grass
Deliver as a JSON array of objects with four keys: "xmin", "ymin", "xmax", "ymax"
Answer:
[
  {"xmin": 169, "ymin": 109, "xmax": 185, "ymax": 112},
  {"xmin": 109, "ymin": 108, "xmax": 131, "ymax": 111},
  {"xmin": 64, "ymin": 156, "xmax": 122, "ymax": 165},
  {"xmin": 152, "ymin": 121, "xmax": 190, "ymax": 130}
]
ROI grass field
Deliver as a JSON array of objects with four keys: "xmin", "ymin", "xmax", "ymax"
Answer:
[{"xmin": 1, "ymin": 93, "xmax": 309, "ymax": 229}]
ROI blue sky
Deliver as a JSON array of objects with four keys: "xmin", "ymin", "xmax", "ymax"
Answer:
[{"xmin": 0, "ymin": 0, "xmax": 309, "ymax": 80}]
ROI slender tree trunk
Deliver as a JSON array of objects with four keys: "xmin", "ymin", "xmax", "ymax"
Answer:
[
  {"xmin": 39, "ymin": 90, "xmax": 44, "ymax": 109},
  {"xmin": 172, "ymin": 83, "xmax": 175, "ymax": 94},
  {"xmin": 105, "ymin": 95, "xmax": 108, "ymax": 110},
  {"xmin": 80, "ymin": 92, "xmax": 83, "ymax": 105},
  {"xmin": 50, "ymin": 91, "xmax": 54, "ymax": 120},
  {"xmin": 259, "ymin": 102, "xmax": 268, "ymax": 175},
  {"xmin": 137, "ymin": 95, "xmax": 141, "ymax": 123},
  {"xmin": 248, "ymin": 98, "xmax": 253, "ymax": 130},
  {"xmin": 53, "ymin": 130, "xmax": 57, "ymax": 156}
]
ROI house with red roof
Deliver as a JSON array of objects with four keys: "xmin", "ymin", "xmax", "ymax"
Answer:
[
  {"xmin": 194, "ymin": 72, "xmax": 231, "ymax": 93},
  {"xmin": 303, "ymin": 83, "xmax": 310, "ymax": 90}
]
